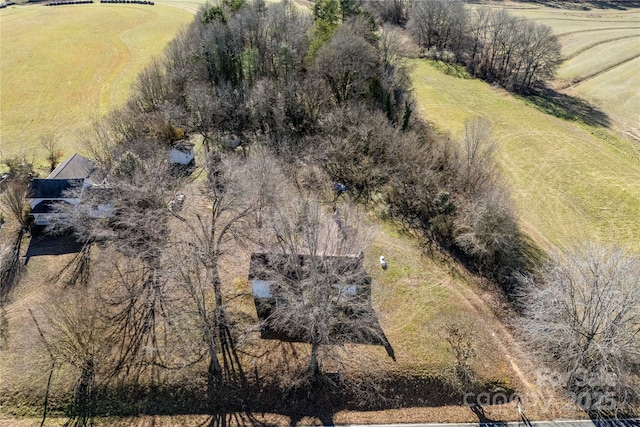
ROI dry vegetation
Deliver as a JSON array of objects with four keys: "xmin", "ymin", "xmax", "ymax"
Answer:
[
  {"xmin": 1, "ymin": 1, "xmax": 541, "ymax": 423},
  {"xmin": 410, "ymin": 59, "xmax": 640, "ymax": 255},
  {"xmin": 0, "ymin": 194, "xmax": 573, "ymax": 425},
  {"xmin": 1, "ymin": 0, "xmax": 639, "ymax": 425}
]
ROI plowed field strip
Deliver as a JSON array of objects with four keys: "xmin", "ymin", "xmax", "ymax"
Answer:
[
  {"xmin": 563, "ymin": 34, "xmax": 640, "ymax": 60},
  {"xmin": 560, "ymin": 53, "xmax": 640, "ymax": 89}
]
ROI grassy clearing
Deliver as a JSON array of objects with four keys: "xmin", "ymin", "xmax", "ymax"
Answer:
[
  {"xmin": 0, "ymin": 4, "xmax": 194, "ymax": 166},
  {"xmin": 367, "ymin": 220, "xmax": 512, "ymax": 380},
  {"xmin": 479, "ymin": 2, "xmax": 640, "ymax": 137},
  {"xmin": 409, "ymin": 59, "xmax": 640, "ymax": 254}
]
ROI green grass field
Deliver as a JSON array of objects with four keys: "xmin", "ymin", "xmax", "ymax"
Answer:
[
  {"xmin": 410, "ymin": 59, "xmax": 640, "ymax": 254},
  {"xmin": 0, "ymin": 3, "xmax": 194, "ymax": 167},
  {"xmin": 481, "ymin": 2, "xmax": 640, "ymax": 140}
]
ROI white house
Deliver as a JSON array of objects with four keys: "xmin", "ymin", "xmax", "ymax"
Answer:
[
  {"xmin": 28, "ymin": 154, "xmax": 111, "ymax": 226},
  {"xmin": 29, "ymin": 179, "xmax": 84, "ymax": 225}
]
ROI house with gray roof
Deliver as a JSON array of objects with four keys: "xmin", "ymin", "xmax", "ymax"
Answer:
[
  {"xmin": 28, "ymin": 154, "xmax": 111, "ymax": 226},
  {"xmin": 248, "ymin": 252, "xmax": 395, "ymax": 359}
]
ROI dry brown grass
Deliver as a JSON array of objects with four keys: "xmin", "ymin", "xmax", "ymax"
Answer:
[{"xmin": 0, "ymin": 177, "xmax": 564, "ymax": 424}]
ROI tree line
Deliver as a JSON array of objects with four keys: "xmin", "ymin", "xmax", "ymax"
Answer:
[{"xmin": 370, "ymin": 0, "xmax": 563, "ymax": 93}]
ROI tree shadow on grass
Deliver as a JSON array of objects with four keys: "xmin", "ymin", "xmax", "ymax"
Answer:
[
  {"xmin": 77, "ymin": 368, "xmax": 519, "ymax": 427},
  {"xmin": 431, "ymin": 60, "xmax": 474, "ymax": 79},
  {"xmin": 1, "ymin": 228, "xmax": 25, "ymax": 301},
  {"xmin": 524, "ymin": 87, "xmax": 611, "ymax": 128}
]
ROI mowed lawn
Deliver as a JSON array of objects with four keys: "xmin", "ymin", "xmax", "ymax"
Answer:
[
  {"xmin": 480, "ymin": 2, "xmax": 640, "ymax": 139},
  {"xmin": 0, "ymin": 4, "xmax": 194, "ymax": 164},
  {"xmin": 410, "ymin": 59, "xmax": 640, "ymax": 254}
]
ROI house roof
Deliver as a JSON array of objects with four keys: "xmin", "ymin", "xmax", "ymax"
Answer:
[
  {"xmin": 48, "ymin": 153, "xmax": 107, "ymax": 184},
  {"xmin": 248, "ymin": 253, "xmax": 393, "ymax": 352},
  {"xmin": 48, "ymin": 153, "xmax": 94, "ymax": 179},
  {"xmin": 249, "ymin": 252, "xmax": 370, "ymax": 285},
  {"xmin": 29, "ymin": 178, "xmax": 84, "ymax": 199},
  {"xmin": 31, "ymin": 199, "xmax": 74, "ymax": 214}
]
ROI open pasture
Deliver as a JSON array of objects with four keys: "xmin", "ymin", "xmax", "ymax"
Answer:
[
  {"xmin": 0, "ymin": 3, "xmax": 194, "ymax": 166},
  {"xmin": 481, "ymin": 2, "xmax": 640, "ymax": 139},
  {"xmin": 410, "ymin": 59, "xmax": 640, "ymax": 254}
]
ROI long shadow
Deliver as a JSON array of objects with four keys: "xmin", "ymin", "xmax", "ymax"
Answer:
[
  {"xmin": 198, "ymin": 311, "xmax": 287, "ymax": 427},
  {"xmin": 282, "ymin": 379, "xmax": 339, "ymax": 427},
  {"xmin": 442, "ymin": 226, "xmax": 546, "ymax": 304},
  {"xmin": 1, "ymin": 228, "xmax": 24, "ymax": 302},
  {"xmin": 83, "ymin": 366, "xmax": 517, "ymax": 426},
  {"xmin": 1, "ymin": 228, "xmax": 26, "ymax": 347},
  {"xmin": 524, "ymin": 87, "xmax": 611, "ymax": 128},
  {"xmin": 470, "ymin": 404, "xmax": 509, "ymax": 427},
  {"xmin": 23, "ymin": 229, "xmax": 84, "ymax": 264}
]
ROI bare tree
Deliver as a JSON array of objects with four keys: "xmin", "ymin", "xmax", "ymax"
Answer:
[
  {"xmin": 314, "ymin": 26, "xmax": 379, "ymax": 105},
  {"xmin": 39, "ymin": 133, "xmax": 63, "ymax": 173},
  {"xmin": 407, "ymin": 3, "xmax": 561, "ymax": 93},
  {"xmin": 170, "ymin": 149, "xmax": 285, "ymax": 399},
  {"xmin": 254, "ymin": 193, "xmax": 391, "ymax": 377},
  {"xmin": 1, "ymin": 155, "xmax": 37, "ymax": 184},
  {"xmin": 453, "ymin": 182, "xmax": 520, "ymax": 280},
  {"xmin": 364, "ymin": 0, "xmax": 411, "ymax": 26},
  {"xmin": 0, "ymin": 182, "xmax": 29, "ymax": 311},
  {"xmin": 441, "ymin": 320, "xmax": 476, "ymax": 389},
  {"xmin": 1, "ymin": 181, "xmax": 29, "ymax": 228},
  {"xmin": 46, "ymin": 141, "xmax": 198, "ymax": 387},
  {"xmin": 407, "ymin": 0, "xmax": 467, "ymax": 58},
  {"xmin": 518, "ymin": 244, "xmax": 640, "ymax": 414},
  {"xmin": 456, "ymin": 118, "xmax": 499, "ymax": 196},
  {"xmin": 37, "ymin": 288, "xmax": 105, "ymax": 426}
]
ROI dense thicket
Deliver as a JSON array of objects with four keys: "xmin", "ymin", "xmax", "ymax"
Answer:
[{"xmin": 110, "ymin": 0, "xmax": 526, "ymax": 284}]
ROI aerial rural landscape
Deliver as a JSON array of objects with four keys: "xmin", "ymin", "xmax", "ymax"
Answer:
[{"xmin": 0, "ymin": 0, "xmax": 638, "ymax": 426}]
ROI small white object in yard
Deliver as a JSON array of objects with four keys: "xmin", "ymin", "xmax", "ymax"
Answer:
[
  {"xmin": 516, "ymin": 395, "xmax": 523, "ymax": 416},
  {"xmin": 380, "ymin": 256, "xmax": 387, "ymax": 270},
  {"xmin": 169, "ymin": 193, "xmax": 186, "ymax": 212}
]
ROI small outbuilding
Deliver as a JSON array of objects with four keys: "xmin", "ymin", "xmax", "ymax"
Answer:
[{"xmin": 168, "ymin": 141, "xmax": 195, "ymax": 166}]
